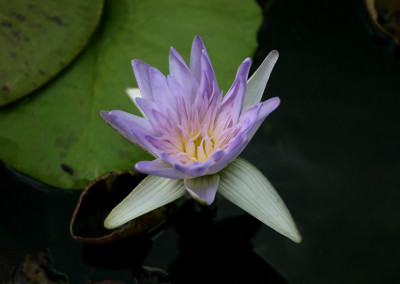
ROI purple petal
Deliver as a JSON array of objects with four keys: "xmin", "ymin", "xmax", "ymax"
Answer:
[
  {"xmin": 135, "ymin": 158, "xmax": 193, "ymax": 179},
  {"xmin": 134, "ymin": 97, "xmax": 159, "ymax": 129},
  {"xmin": 200, "ymin": 51, "xmax": 219, "ymax": 97},
  {"xmin": 244, "ymin": 97, "xmax": 280, "ymax": 141},
  {"xmin": 131, "ymin": 59, "xmax": 154, "ymax": 101},
  {"xmin": 167, "ymin": 75, "xmax": 185, "ymax": 98},
  {"xmin": 162, "ymin": 150, "xmax": 224, "ymax": 177},
  {"xmin": 169, "ymin": 47, "xmax": 198, "ymax": 103},
  {"xmin": 207, "ymin": 133, "xmax": 249, "ymax": 174},
  {"xmin": 223, "ymin": 57, "xmax": 252, "ymax": 103},
  {"xmin": 218, "ymin": 58, "xmax": 252, "ymax": 123},
  {"xmin": 100, "ymin": 110, "xmax": 159, "ymax": 156},
  {"xmin": 257, "ymin": 97, "xmax": 280, "ymax": 121},
  {"xmin": 184, "ymin": 174, "xmax": 220, "ymax": 205},
  {"xmin": 190, "ymin": 35, "xmax": 206, "ymax": 82},
  {"xmin": 149, "ymin": 67, "xmax": 174, "ymax": 112},
  {"xmin": 209, "ymin": 97, "xmax": 280, "ymax": 172}
]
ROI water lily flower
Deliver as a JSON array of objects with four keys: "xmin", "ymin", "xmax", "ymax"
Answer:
[{"xmin": 101, "ymin": 36, "xmax": 301, "ymax": 242}]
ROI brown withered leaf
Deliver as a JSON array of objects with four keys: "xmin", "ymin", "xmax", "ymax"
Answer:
[
  {"xmin": 70, "ymin": 169, "xmax": 177, "ymax": 244},
  {"xmin": 366, "ymin": 0, "xmax": 400, "ymax": 44}
]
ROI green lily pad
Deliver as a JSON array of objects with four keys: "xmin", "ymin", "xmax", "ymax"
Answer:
[
  {"xmin": 0, "ymin": 0, "xmax": 261, "ymax": 189},
  {"xmin": 0, "ymin": 0, "xmax": 104, "ymax": 106}
]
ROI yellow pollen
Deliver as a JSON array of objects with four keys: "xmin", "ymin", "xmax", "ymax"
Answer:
[{"xmin": 184, "ymin": 133, "xmax": 215, "ymax": 162}]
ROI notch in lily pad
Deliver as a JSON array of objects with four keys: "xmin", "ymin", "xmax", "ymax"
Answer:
[{"xmin": 70, "ymin": 169, "xmax": 177, "ymax": 244}]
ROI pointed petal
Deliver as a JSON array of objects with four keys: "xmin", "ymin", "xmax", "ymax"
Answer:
[
  {"xmin": 184, "ymin": 174, "xmax": 220, "ymax": 205},
  {"xmin": 100, "ymin": 110, "xmax": 159, "ymax": 156},
  {"xmin": 223, "ymin": 57, "xmax": 252, "ymax": 104},
  {"xmin": 190, "ymin": 35, "xmax": 207, "ymax": 82},
  {"xmin": 199, "ymin": 50, "xmax": 219, "ymax": 95},
  {"xmin": 243, "ymin": 50, "xmax": 279, "ymax": 111},
  {"xmin": 169, "ymin": 46, "xmax": 198, "ymax": 103},
  {"xmin": 149, "ymin": 67, "xmax": 174, "ymax": 112},
  {"xmin": 135, "ymin": 158, "xmax": 193, "ymax": 179},
  {"xmin": 218, "ymin": 158, "xmax": 302, "ymax": 243},
  {"xmin": 134, "ymin": 97, "xmax": 159, "ymax": 127},
  {"xmin": 219, "ymin": 58, "xmax": 252, "ymax": 123},
  {"xmin": 257, "ymin": 96, "xmax": 281, "ymax": 121},
  {"xmin": 125, "ymin": 88, "xmax": 147, "ymax": 118},
  {"xmin": 242, "ymin": 97, "xmax": 280, "ymax": 141},
  {"xmin": 104, "ymin": 175, "xmax": 186, "ymax": 229},
  {"xmin": 131, "ymin": 59, "xmax": 154, "ymax": 101}
]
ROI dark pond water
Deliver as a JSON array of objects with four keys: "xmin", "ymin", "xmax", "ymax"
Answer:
[{"xmin": 1, "ymin": 0, "xmax": 399, "ymax": 283}]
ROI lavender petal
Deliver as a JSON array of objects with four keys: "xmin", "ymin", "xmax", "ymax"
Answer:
[
  {"xmin": 131, "ymin": 59, "xmax": 154, "ymax": 101},
  {"xmin": 184, "ymin": 174, "xmax": 220, "ymax": 206},
  {"xmin": 100, "ymin": 110, "xmax": 158, "ymax": 156},
  {"xmin": 169, "ymin": 46, "xmax": 199, "ymax": 103},
  {"xmin": 135, "ymin": 158, "xmax": 193, "ymax": 179}
]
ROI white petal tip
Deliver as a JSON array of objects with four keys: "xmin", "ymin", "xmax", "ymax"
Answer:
[
  {"xmin": 285, "ymin": 227, "xmax": 302, "ymax": 243},
  {"xmin": 292, "ymin": 234, "xmax": 302, "ymax": 243},
  {"xmin": 125, "ymin": 87, "xmax": 146, "ymax": 118},
  {"xmin": 125, "ymin": 87, "xmax": 141, "ymax": 100},
  {"xmin": 269, "ymin": 50, "xmax": 279, "ymax": 59},
  {"xmin": 103, "ymin": 216, "xmax": 117, "ymax": 230}
]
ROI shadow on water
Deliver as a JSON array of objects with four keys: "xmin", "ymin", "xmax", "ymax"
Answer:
[{"xmin": 0, "ymin": 161, "xmax": 286, "ymax": 283}]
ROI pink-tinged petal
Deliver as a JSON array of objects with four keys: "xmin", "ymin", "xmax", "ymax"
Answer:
[
  {"xmin": 100, "ymin": 110, "xmax": 159, "ymax": 157},
  {"xmin": 169, "ymin": 47, "xmax": 198, "ymax": 103},
  {"xmin": 131, "ymin": 59, "xmax": 154, "ymax": 101},
  {"xmin": 135, "ymin": 158, "xmax": 193, "ymax": 179},
  {"xmin": 207, "ymin": 133, "xmax": 249, "ymax": 174},
  {"xmin": 184, "ymin": 174, "xmax": 220, "ymax": 205},
  {"xmin": 167, "ymin": 150, "xmax": 224, "ymax": 177}
]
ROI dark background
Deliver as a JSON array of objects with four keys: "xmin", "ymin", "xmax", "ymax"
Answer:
[{"xmin": 1, "ymin": 0, "xmax": 399, "ymax": 283}]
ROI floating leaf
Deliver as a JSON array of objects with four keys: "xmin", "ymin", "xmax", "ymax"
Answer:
[
  {"xmin": 70, "ymin": 169, "xmax": 177, "ymax": 244},
  {"xmin": 0, "ymin": 0, "xmax": 261, "ymax": 189},
  {"xmin": 0, "ymin": 0, "xmax": 104, "ymax": 106}
]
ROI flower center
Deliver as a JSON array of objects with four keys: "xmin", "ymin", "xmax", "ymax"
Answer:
[{"xmin": 184, "ymin": 131, "xmax": 215, "ymax": 162}]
